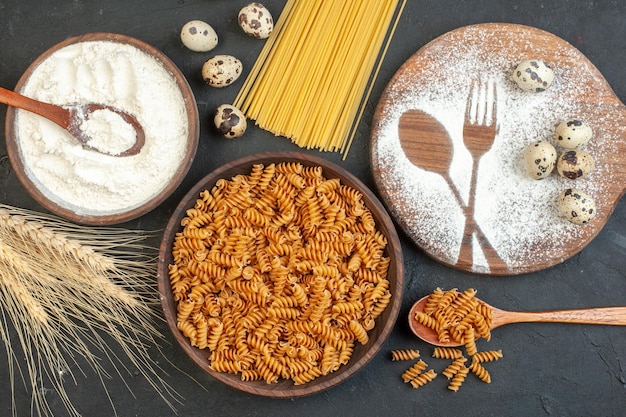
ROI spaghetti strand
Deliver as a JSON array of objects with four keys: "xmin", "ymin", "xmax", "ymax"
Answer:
[{"xmin": 233, "ymin": 0, "xmax": 405, "ymax": 158}]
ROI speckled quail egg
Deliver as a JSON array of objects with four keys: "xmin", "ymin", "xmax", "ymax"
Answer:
[
  {"xmin": 556, "ymin": 149, "xmax": 595, "ymax": 179},
  {"xmin": 202, "ymin": 55, "xmax": 242, "ymax": 88},
  {"xmin": 523, "ymin": 141, "xmax": 557, "ymax": 179},
  {"xmin": 180, "ymin": 20, "xmax": 218, "ymax": 52},
  {"xmin": 214, "ymin": 104, "xmax": 247, "ymax": 138},
  {"xmin": 512, "ymin": 59, "xmax": 554, "ymax": 92},
  {"xmin": 557, "ymin": 188, "xmax": 596, "ymax": 224},
  {"xmin": 238, "ymin": 3, "xmax": 274, "ymax": 39},
  {"xmin": 555, "ymin": 119, "xmax": 593, "ymax": 149}
]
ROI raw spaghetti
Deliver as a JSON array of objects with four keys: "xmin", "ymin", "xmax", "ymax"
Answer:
[{"xmin": 233, "ymin": 0, "xmax": 406, "ymax": 158}]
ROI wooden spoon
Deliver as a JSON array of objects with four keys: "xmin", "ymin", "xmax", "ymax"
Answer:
[
  {"xmin": 0, "ymin": 86, "xmax": 145, "ymax": 157},
  {"xmin": 408, "ymin": 294, "xmax": 626, "ymax": 347},
  {"xmin": 398, "ymin": 109, "xmax": 506, "ymax": 271}
]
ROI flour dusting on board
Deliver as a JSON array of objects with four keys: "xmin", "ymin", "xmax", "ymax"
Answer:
[{"xmin": 373, "ymin": 25, "xmax": 619, "ymax": 273}]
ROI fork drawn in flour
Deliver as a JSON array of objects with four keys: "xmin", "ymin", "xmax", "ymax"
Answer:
[{"xmin": 398, "ymin": 79, "xmax": 506, "ymax": 272}]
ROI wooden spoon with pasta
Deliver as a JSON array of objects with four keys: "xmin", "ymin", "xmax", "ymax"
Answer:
[{"xmin": 408, "ymin": 295, "xmax": 626, "ymax": 347}]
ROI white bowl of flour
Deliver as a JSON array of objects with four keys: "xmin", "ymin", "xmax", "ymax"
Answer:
[{"xmin": 5, "ymin": 33, "xmax": 199, "ymax": 225}]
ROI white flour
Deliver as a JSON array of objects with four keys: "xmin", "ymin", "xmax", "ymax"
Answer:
[
  {"xmin": 373, "ymin": 26, "xmax": 619, "ymax": 273},
  {"xmin": 16, "ymin": 40, "xmax": 189, "ymax": 215},
  {"xmin": 80, "ymin": 108, "xmax": 138, "ymax": 156}
]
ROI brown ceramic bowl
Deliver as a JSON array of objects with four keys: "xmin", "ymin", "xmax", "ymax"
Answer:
[
  {"xmin": 157, "ymin": 151, "xmax": 404, "ymax": 398},
  {"xmin": 5, "ymin": 33, "xmax": 199, "ymax": 225}
]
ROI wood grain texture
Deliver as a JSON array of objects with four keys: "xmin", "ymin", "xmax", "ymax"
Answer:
[
  {"xmin": 4, "ymin": 32, "xmax": 199, "ymax": 225},
  {"xmin": 408, "ymin": 294, "xmax": 626, "ymax": 347},
  {"xmin": 371, "ymin": 23, "xmax": 626, "ymax": 275},
  {"xmin": 489, "ymin": 306, "xmax": 626, "ymax": 328},
  {"xmin": 156, "ymin": 151, "xmax": 404, "ymax": 398},
  {"xmin": 0, "ymin": 86, "xmax": 73, "ymax": 128},
  {"xmin": 1, "ymin": 87, "xmax": 146, "ymax": 157}
]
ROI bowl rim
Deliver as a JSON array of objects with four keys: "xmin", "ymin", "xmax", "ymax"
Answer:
[
  {"xmin": 4, "ymin": 32, "xmax": 200, "ymax": 226},
  {"xmin": 157, "ymin": 150, "xmax": 404, "ymax": 398}
]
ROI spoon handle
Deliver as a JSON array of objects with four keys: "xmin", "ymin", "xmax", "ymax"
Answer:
[
  {"xmin": 0, "ymin": 86, "xmax": 71, "ymax": 128},
  {"xmin": 495, "ymin": 306, "xmax": 626, "ymax": 328}
]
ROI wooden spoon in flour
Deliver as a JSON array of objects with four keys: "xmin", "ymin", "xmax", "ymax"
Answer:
[{"xmin": 0, "ymin": 86, "xmax": 145, "ymax": 157}]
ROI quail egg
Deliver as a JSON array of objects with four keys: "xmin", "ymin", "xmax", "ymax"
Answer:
[
  {"xmin": 238, "ymin": 3, "xmax": 274, "ymax": 39},
  {"xmin": 523, "ymin": 141, "xmax": 557, "ymax": 179},
  {"xmin": 512, "ymin": 59, "xmax": 554, "ymax": 92},
  {"xmin": 556, "ymin": 149, "xmax": 594, "ymax": 179},
  {"xmin": 202, "ymin": 55, "xmax": 242, "ymax": 88},
  {"xmin": 214, "ymin": 104, "xmax": 247, "ymax": 138},
  {"xmin": 555, "ymin": 119, "xmax": 593, "ymax": 149},
  {"xmin": 557, "ymin": 188, "xmax": 596, "ymax": 225},
  {"xmin": 180, "ymin": 20, "xmax": 218, "ymax": 52}
]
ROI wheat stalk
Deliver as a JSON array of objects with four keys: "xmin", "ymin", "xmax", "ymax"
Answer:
[{"xmin": 0, "ymin": 204, "xmax": 182, "ymax": 417}]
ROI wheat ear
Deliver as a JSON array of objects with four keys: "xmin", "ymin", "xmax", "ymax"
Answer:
[{"xmin": 0, "ymin": 204, "xmax": 183, "ymax": 417}]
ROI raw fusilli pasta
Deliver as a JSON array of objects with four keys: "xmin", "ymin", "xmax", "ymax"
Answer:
[
  {"xmin": 390, "ymin": 289, "xmax": 505, "ymax": 392},
  {"xmin": 472, "ymin": 350, "xmax": 503, "ymax": 364},
  {"xmin": 390, "ymin": 349, "xmax": 421, "ymax": 361},
  {"xmin": 447, "ymin": 366, "xmax": 469, "ymax": 392},
  {"xmin": 408, "ymin": 369, "xmax": 437, "ymax": 389},
  {"xmin": 432, "ymin": 347, "xmax": 464, "ymax": 360},
  {"xmin": 414, "ymin": 288, "xmax": 494, "ymax": 346},
  {"xmin": 401, "ymin": 359, "xmax": 428, "ymax": 383},
  {"xmin": 441, "ymin": 357, "xmax": 468, "ymax": 379},
  {"xmin": 469, "ymin": 361, "xmax": 491, "ymax": 383},
  {"xmin": 168, "ymin": 162, "xmax": 392, "ymax": 385}
]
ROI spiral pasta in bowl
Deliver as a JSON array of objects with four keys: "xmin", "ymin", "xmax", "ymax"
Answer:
[{"xmin": 157, "ymin": 151, "xmax": 403, "ymax": 397}]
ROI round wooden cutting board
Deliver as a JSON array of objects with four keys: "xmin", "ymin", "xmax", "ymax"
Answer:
[{"xmin": 371, "ymin": 23, "xmax": 626, "ymax": 275}]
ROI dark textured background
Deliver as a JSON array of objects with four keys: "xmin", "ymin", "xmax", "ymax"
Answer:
[{"xmin": 1, "ymin": 1, "xmax": 625, "ymax": 416}]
